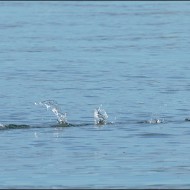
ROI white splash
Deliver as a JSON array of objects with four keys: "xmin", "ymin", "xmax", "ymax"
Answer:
[
  {"xmin": 146, "ymin": 118, "xmax": 164, "ymax": 124},
  {"xmin": 0, "ymin": 123, "xmax": 5, "ymax": 128},
  {"xmin": 35, "ymin": 100, "xmax": 68, "ymax": 125},
  {"xmin": 94, "ymin": 105, "xmax": 108, "ymax": 125}
]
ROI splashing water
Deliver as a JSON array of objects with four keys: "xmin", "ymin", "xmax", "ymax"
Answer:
[
  {"xmin": 35, "ymin": 100, "xmax": 68, "ymax": 125},
  {"xmin": 35, "ymin": 100, "xmax": 109, "ymax": 126},
  {"xmin": 94, "ymin": 105, "xmax": 108, "ymax": 125},
  {"xmin": 146, "ymin": 118, "xmax": 163, "ymax": 124},
  {"xmin": 0, "ymin": 123, "xmax": 5, "ymax": 128}
]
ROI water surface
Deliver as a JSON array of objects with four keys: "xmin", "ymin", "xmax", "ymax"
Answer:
[{"xmin": 0, "ymin": 1, "xmax": 190, "ymax": 188}]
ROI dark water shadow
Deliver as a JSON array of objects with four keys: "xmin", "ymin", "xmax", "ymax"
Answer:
[
  {"xmin": 138, "ymin": 132, "xmax": 174, "ymax": 138},
  {"xmin": 0, "ymin": 124, "xmax": 31, "ymax": 130}
]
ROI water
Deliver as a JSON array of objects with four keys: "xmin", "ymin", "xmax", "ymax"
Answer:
[{"xmin": 0, "ymin": 1, "xmax": 190, "ymax": 188}]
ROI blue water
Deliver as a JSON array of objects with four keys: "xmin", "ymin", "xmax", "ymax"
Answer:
[{"xmin": 1, "ymin": 1, "xmax": 190, "ymax": 188}]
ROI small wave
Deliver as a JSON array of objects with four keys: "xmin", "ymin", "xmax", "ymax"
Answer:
[
  {"xmin": 138, "ymin": 132, "xmax": 173, "ymax": 138},
  {"xmin": 0, "ymin": 124, "xmax": 30, "ymax": 130}
]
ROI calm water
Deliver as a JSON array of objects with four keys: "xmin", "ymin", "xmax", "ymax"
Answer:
[{"xmin": 1, "ymin": 1, "xmax": 190, "ymax": 188}]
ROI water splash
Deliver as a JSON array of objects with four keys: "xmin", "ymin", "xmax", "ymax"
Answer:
[
  {"xmin": 0, "ymin": 123, "xmax": 5, "ymax": 129},
  {"xmin": 146, "ymin": 118, "xmax": 163, "ymax": 124},
  {"xmin": 94, "ymin": 105, "xmax": 108, "ymax": 125},
  {"xmin": 35, "ymin": 100, "xmax": 69, "ymax": 125},
  {"xmin": 138, "ymin": 118, "xmax": 164, "ymax": 124}
]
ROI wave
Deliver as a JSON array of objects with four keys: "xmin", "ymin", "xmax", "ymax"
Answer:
[
  {"xmin": 0, "ymin": 118, "xmax": 182, "ymax": 131},
  {"xmin": 0, "ymin": 124, "xmax": 31, "ymax": 130},
  {"xmin": 0, "ymin": 119, "xmax": 166, "ymax": 130}
]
